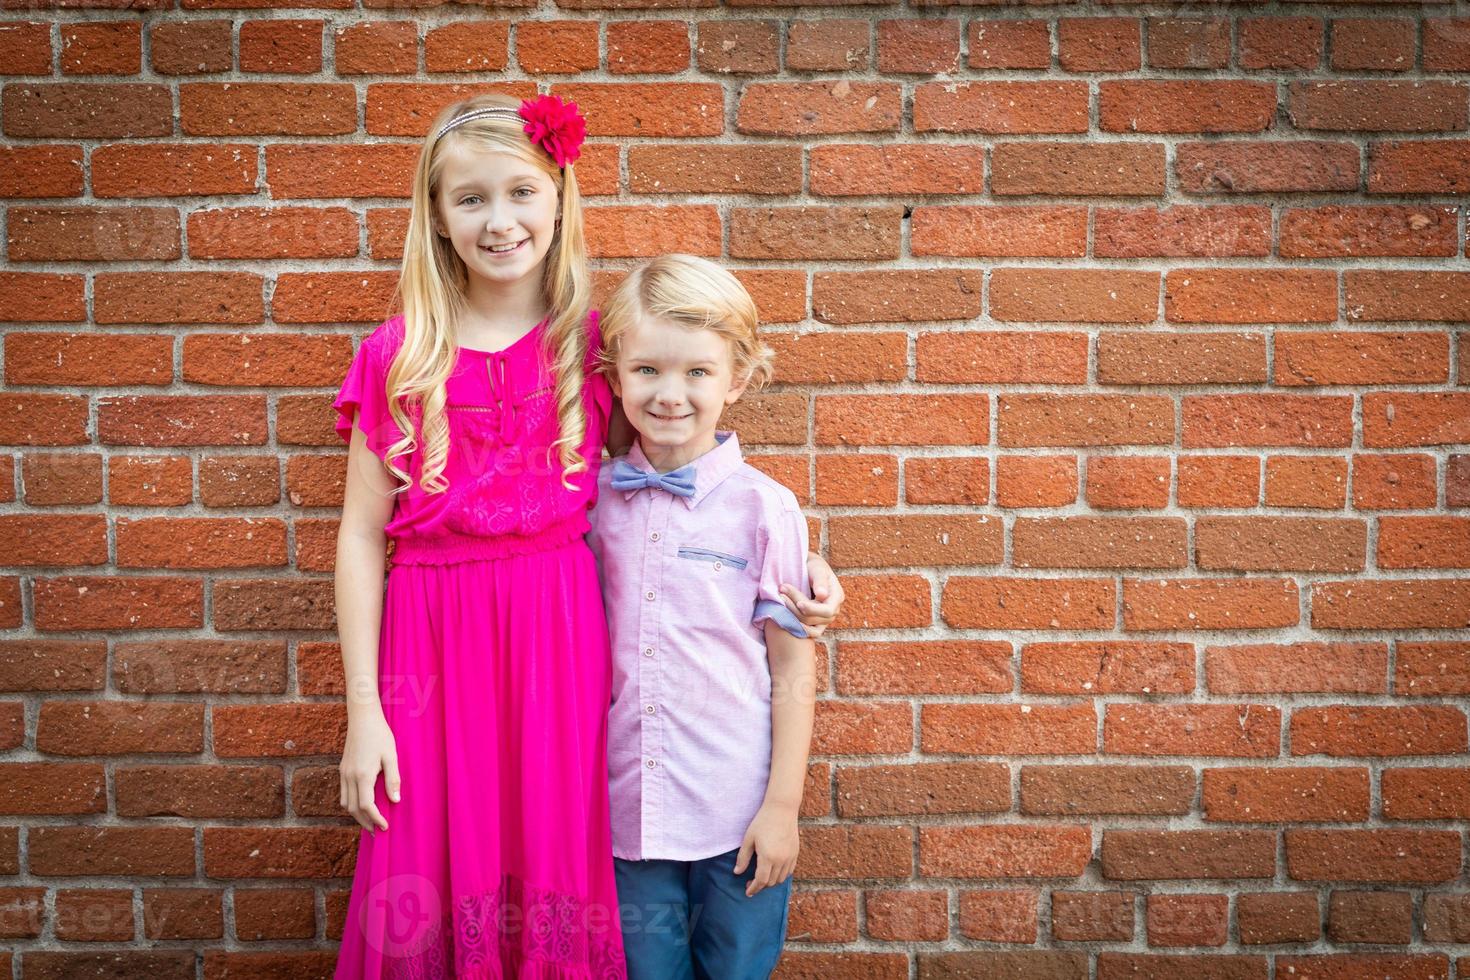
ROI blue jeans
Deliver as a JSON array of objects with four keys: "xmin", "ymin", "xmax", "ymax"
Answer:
[{"xmin": 614, "ymin": 846, "xmax": 792, "ymax": 980}]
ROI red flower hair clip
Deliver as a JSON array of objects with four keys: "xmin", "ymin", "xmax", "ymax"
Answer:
[{"xmin": 518, "ymin": 94, "xmax": 587, "ymax": 169}]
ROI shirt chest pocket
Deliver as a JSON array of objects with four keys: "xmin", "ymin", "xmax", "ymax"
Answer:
[{"xmin": 676, "ymin": 546, "xmax": 749, "ymax": 572}]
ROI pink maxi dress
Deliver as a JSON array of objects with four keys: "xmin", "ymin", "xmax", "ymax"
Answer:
[{"xmin": 330, "ymin": 310, "xmax": 626, "ymax": 979}]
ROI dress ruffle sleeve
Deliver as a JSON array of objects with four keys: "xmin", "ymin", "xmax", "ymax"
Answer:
[{"xmin": 333, "ymin": 328, "xmax": 406, "ymax": 466}]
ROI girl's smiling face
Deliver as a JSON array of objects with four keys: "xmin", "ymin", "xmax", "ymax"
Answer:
[
  {"xmin": 433, "ymin": 142, "xmax": 559, "ymax": 287},
  {"xmin": 612, "ymin": 315, "xmax": 749, "ymax": 468}
]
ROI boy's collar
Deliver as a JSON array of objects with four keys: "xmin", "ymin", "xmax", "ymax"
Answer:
[{"xmin": 623, "ymin": 430, "xmax": 743, "ymax": 508}]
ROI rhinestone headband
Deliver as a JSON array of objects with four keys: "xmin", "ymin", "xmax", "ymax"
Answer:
[{"xmin": 432, "ymin": 95, "xmax": 587, "ymax": 169}]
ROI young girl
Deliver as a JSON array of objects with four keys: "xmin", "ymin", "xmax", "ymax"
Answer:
[{"xmin": 331, "ymin": 93, "xmax": 843, "ymax": 978}]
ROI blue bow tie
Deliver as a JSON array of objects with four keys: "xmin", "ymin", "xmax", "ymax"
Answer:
[{"xmin": 610, "ymin": 457, "xmax": 697, "ymax": 497}]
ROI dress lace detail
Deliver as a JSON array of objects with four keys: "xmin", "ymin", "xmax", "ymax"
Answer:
[{"xmin": 383, "ymin": 873, "xmax": 626, "ymax": 980}]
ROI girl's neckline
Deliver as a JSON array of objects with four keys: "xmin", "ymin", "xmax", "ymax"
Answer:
[{"xmin": 456, "ymin": 314, "xmax": 551, "ymax": 357}]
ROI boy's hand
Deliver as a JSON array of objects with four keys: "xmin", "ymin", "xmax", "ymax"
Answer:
[
  {"xmin": 733, "ymin": 802, "xmax": 800, "ymax": 897},
  {"xmin": 781, "ymin": 551, "xmax": 845, "ymax": 638}
]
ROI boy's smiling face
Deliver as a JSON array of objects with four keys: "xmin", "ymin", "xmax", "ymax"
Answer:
[{"xmin": 611, "ymin": 314, "xmax": 749, "ymax": 471}]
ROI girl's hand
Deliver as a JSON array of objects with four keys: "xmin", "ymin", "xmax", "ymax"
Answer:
[
  {"xmin": 781, "ymin": 551, "xmax": 845, "ymax": 638},
  {"xmin": 733, "ymin": 802, "xmax": 799, "ymax": 898},
  {"xmin": 339, "ymin": 708, "xmax": 400, "ymax": 833}
]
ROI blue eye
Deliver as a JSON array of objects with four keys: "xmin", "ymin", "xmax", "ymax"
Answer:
[
  {"xmin": 514, "ymin": 187, "xmax": 534, "ymax": 198},
  {"xmin": 636, "ymin": 366, "xmax": 656, "ymax": 375},
  {"xmin": 689, "ymin": 368, "xmax": 708, "ymax": 377},
  {"xmin": 459, "ymin": 195, "xmax": 480, "ymax": 206}
]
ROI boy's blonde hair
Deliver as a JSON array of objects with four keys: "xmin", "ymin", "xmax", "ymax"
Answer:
[
  {"xmin": 384, "ymin": 93, "xmax": 594, "ymax": 494},
  {"xmin": 595, "ymin": 254, "xmax": 775, "ymax": 391}
]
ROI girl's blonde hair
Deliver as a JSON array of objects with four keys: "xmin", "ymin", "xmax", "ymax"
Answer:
[
  {"xmin": 383, "ymin": 92, "xmax": 594, "ymax": 494},
  {"xmin": 594, "ymin": 254, "xmax": 775, "ymax": 390}
]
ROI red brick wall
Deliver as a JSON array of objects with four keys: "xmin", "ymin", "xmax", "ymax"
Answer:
[{"xmin": 2, "ymin": 6, "xmax": 1469, "ymax": 979}]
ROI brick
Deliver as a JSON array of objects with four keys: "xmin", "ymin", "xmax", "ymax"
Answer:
[
  {"xmin": 786, "ymin": 890, "xmax": 857, "ymax": 944},
  {"xmin": 1395, "ymin": 642, "xmax": 1470, "ymax": 697},
  {"xmin": 1098, "ymin": 332, "xmax": 1266, "ymax": 385},
  {"xmin": 1369, "ymin": 140, "xmax": 1470, "ymax": 193},
  {"xmin": 8, "ymin": 206, "xmax": 180, "ymax": 262},
  {"xmin": 1101, "ymin": 81, "xmax": 1276, "ymax": 133},
  {"xmin": 1195, "ymin": 517, "xmax": 1366, "ymax": 573},
  {"xmin": 1452, "ymin": 455, "xmax": 1470, "ymax": 506},
  {"xmin": 213, "ymin": 579, "xmax": 336, "ymax": 632},
  {"xmin": 4, "ymin": 83, "xmax": 171, "ymax": 139},
  {"xmin": 54, "ymin": 888, "xmax": 133, "ymax": 941},
  {"xmin": 943, "ymin": 577, "xmax": 1115, "ymax": 631},
  {"xmin": 968, "ymin": 20, "xmax": 1050, "ymax": 69},
  {"xmin": 1285, "ymin": 829, "xmax": 1462, "ymax": 883},
  {"xmin": 829, "ymin": 515, "xmax": 1001, "ymax": 569},
  {"xmin": 1363, "ymin": 393, "xmax": 1470, "ymax": 446},
  {"xmin": 1328, "ymin": 891, "xmax": 1413, "ymax": 944},
  {"xmin": 1123, "ymin": 578, "xmax": 1300, "ymax": 632},
  {"xmin": 37, "ymin": 701, "xmax": 203, "ymax": 755},
  {"xmin": 116, "ymin": 518, "xmax": 287, "ymax": 569},
  {"xmin": 990, "ymin": 269, "xmax": 1158, "ymax": 324},
  {"xmin": 99, "ymin": 396, "xmax": 268, "ymax": 447},
  {"xmin": 1101, "ymin": 830, "xmax": 1276, "ymax": 880},
  {"xmin": 1058, "ymin": 17, "xmax": 1139, "ymax": 72},
  {"xmin": 1053, "ymin": 891, "xmax": 1134, "ymax": 941},
  {"xmin": 785, "ymin": 19, "xmax": 867, "ymax": 72},
  {"xmin": 1166, "ymin": 269, "xmax": 1337, "ymax": 324},
  {"xmin": 1148, "ymin": 18, "xmax": 1229, "ymax": 69},
  {"xmin": 1022, "ymin": 765, "xmax": 1193, "ymax": 816},
  {"xmin": 117, "ymin": 764, "xmax": 283, "ymax": 819},
  {"xmin": 835, "ymin": 575, "xmax": 931, "ymax": 630},
  {"xmin": 1014, "ymin": 517, "xmax": 1187, "ymax": 570},
  {"xmin": 114, "ymin": 639, "xmax": 286, "ymax": 696},
  {"xmin": 992, "ymin": 142, "xmax": 1165, "ymax": 197},
  {"xmin": 1085, "ymin": 456, "xmax": 1170, "ymax": 510},
  {"xmin": 21, "ymin": 453, "xmax": 103, "ymax": 505},
  {"xmin": 1276, "ymin": 332, "xmax": 1450, "ymax": 385},
  {"xmin": 1280, "ymin": 206, "xmax": 1458, "ymax": 258},
  {"xmin": 957, "ymin": 890, "xmax": 1038, "ymax": 943},
  {"xmin": 585, "ymin": 205, "xmax": 720, "ymax": 258},
  {"xmin": 202, "ymin": 826, "xmax": 357, "ymax": 878},
  {"xmin": 238, "ymin": 19, "xmax": 323, "ymax": 74},
  {"xmin": 1203, "ymin": 767, "xmax": 1370, "ymax": 823},
  {"xmin": 109, "ymin": 456, "xmax": 192, "ymax": 507},
  {"xmin": 0, "ymin": 639, "xmax": 106, "ymax": 692},
  {"xmin": 836, "ymin": 640, "xmax": 1010, "ymax": 696},
  {"xmin": 1314, "ymin": 579, "xmax": 1470, "ymax": 630},
  {"xmin": 1265, "ymin": 456, "xmax": 1347, "ymax": 509},
  {"xmin": 813, "ymin": 270, "xmax": 981, "ymax": 324},
  {"xmin": 143, "ymin": 888, "xmax": 224, "ymax": 940},
  {"xmin": 0, "ymin": 763, "xmax": 106, "ymax": 815},
  {"xmin": 1381, "ymin": 517, "xmax": 1470, "ymax": 570},
  {"xmin": 911, "ymin": 206, "xmax": 1084, "ymax": 257},
  {"xmin": 914, "ymin": 82, "xmax": 1088, "ymax": 134},
  {"xmin": 837, "ymin": 763, "xmax": 1008, "ymax": 818},
  {"xmin": 729, "ymin": 206, "xmax": 899, "ymax": 261},
  {"xmin": 922, "ymin": 702, "xmax": 1096, "ymax": 755},
  {"xmin": 1183, "ymin": 395, "xmax": 1353, "ymax": 448},
  {"xmin": 93, "ymin": 143, "xmax": 257, "ymax": 198},
  {"xmin": 920, "ymin": 825, "xmax": 1092, "ymax": 878},
  {"xmin": 1382, "ymin": 768, "xmax": 1470, "ymax": 820},
  {"xmin": 1238, "ymin": 892, "xmax": 1320, "ymax": 944},
  {"xmin": 515, "ymin": 21, "xmax": 592, "ymax": 73},
  {"xmin": 1104, "ymin": 703, "xmax": 1281, "ymax": 758},
  {"xmin": 797, "ymin": 825, "xmax": 912, "ymax": 881},
  {"xmin": 0, "ymin": 272, "xmax": 86, "ymax": 322},
  {"xmin": 996, "ymin": 455, "xmax": 1078, "ymax": 508},
  {"xmin": 1178, "ymin": 456, "xmax": 1259, "ymax": 509},
  {"xmin": 1289, "ymin": 81, "xmax": 1469, "ymax": 133},
  {"xmin": 865, "ymin": 889, "xmax": 949, "ymax": 942},
  {"xmin": 95, "ymin": 272, "xmax": 263, "ymax": 324},
  {"xmin": 1148, "ymin": 893, "xmax": 1227, "ymax": 947},
  {"xmin": 629, "ymin": 145, "xmax": 800, "ymax": 195},
  {"xmin": 917, "ymin": 331, "xmax": 1086, "ymax": 384},
  {"xmin": 816, "ymin": 394, "xmax": 986, "ymax": 446},
  {"xmin": 1353, "ymin": 270, "xmax": 1470, "ymax": 324},
  {"xmin": 609, "ymin": 21, "xmax": 689, "ymax": 74},
  {"xmin": 1177, "ymin": 140, "xmax": 1357, "ymax": 194},
  {"xmin": 1207, "ymin": 643, "xmax": 1388, "ymax": 695},
  {"xmin": 770, "ymin": 333, "xmax": 905, "ymax": 387},
  {"xmin": 30, "ymin": 826, "xmax": 195, "ymax": 876},
  {"xmin": 0, "ymin": 21, "xmax": 53, "ymax": 74},
  {"xmin": 1292, "ymin": 706, "xmax": 1467, "ymax": 757},
  {"xmin": 813, "ymin": 145, "xmax": 985, "ymax": 197},
  {"xmin": 814, "ymin": 454, "xmax": 897, "ymax": 506},
  {"xmin": 695, "ymin": 20, "xmax": 775, "ymax": 74},
  {"xmin": 1095, "ymin": 206, "xmax": 1271, "ymax": 258},
  {"xmin": 235, "ymin": 887, "xmax": 315, "ymax": 940},
  {"xmin": 877, "ymin": 19, "xmax": 959, "ymax": 74},
  {"xmin": 556, "ymin": 83, "xmax": 722, "ymax": 138},
  {"xmin": 999, "ymin": 395, "xmax": 1174, "ymax": 448},
  {"xmin": 1425, "ymin": 18, "xmax": 1470, "ymax": 70},
  {"xmin": 737, "ymin": 82, "xmax": 899, "ymax": 136},
  {"xmin": 0, "ymin": 146, "xmax": 85, "ymax": 198},
  {"xmin": 332, "ymin": 22, "xmax": 416, "ymax": 76},
  {"xmin": 1021, "ymin": 642, "xmax": 1194, "ymax": 696},
  {"xmin": 203, "ymin": 456, "xmax": 282, "ymax": 508},
  {"xmin": 1355, "ymin": 456, "xmax": 1438, "ymax": 511},
  {"xmin": 1240, "ymin": 17, "xmax": 1322, "ymax": 70},
  {"xmin": 35, "ymin": 576, "xmax": 203, "ymax": 632},
  {"xmin": 178, "ymin": 82, "xmax": 355, "ymax": 137},
  {"xmin": 1331, "ymin": 19, "xmax": 1416, "ymax": 72},
  {"xmin": 905, "ymin": 456, "xmax": 988, "ymax": 506},
  {"xmin": 187, "ymin": 207, "xmax": 359, "ymax": 260}
]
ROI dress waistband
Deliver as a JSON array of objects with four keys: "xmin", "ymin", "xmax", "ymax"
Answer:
[{"xmin": 388, "ymin": 515, "xmax": 590, "ymax": 566}]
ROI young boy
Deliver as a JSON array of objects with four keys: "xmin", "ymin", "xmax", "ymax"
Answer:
[{"xmin": 585, "ymin": 254, "xmax": 817, "ymax": 980}]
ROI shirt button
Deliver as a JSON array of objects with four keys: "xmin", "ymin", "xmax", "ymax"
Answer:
[
  {"xmin": 643, "ymin": 647, "xmax": 654, "ymax": 657},
  {"xmin": 713, "ymin": 561, "xmax": 722, "ymax": 570},
  {"xmin": 650, "ymin": 531, "xmax": 660, "ymax": 541},
  {"xmin": 645, "ymin": 704, "xmax": 655, "ymax": 714},
  {"xmin": 645, "ymin": 590, "xmax": 655, "ymax": 601},
  {"xmin": 646, "ymin": 759, "xmax": 656, "ymax": 768}
]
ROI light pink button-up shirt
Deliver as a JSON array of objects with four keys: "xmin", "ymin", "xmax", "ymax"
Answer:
[{"xmin": 586, "ymin": 430, "xmax": 810, "ymax": 862}]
